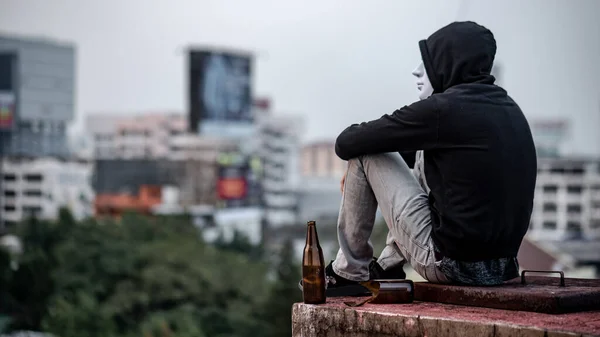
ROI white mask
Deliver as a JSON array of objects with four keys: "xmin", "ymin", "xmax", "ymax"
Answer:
[{"xmin": 412, "ymin": 61, "xmax": 434, "ymax": 100}]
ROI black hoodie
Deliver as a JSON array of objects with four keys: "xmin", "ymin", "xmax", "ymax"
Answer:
[{"xmin": 335, "ymin": 22, "xmax": 537, "ymax": 261}]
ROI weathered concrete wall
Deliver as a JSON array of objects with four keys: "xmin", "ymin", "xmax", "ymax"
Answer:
[{"xmin": 292, "ymin": 299, "xmax": 600, "ymax": 337}]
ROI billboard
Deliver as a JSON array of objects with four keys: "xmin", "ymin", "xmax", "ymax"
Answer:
[
  {"xmin": 0, "ymin": 92, "xmax": 14, "ymax": 130},
  {"xmin": 216, "ymin": 151, "xmax": 262, "ymax": 209},
  {"xmin": 188, "ymin": 49, "xmax": 253, "ymax": 138}
]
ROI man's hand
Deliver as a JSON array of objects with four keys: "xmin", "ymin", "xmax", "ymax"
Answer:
[{"xmin": 340, "ymin": 170, "xmax": 347, "ymax": 194}]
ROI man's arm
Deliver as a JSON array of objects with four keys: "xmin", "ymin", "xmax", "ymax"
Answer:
[{"xmin": 335, "ymin": 99, "xmax": 439, "ymax": 160}]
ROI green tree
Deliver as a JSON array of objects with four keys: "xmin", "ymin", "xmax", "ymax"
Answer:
[
  {"xmin": 261, "ymin": 239, "xmax": 301, "ymax": 337},
  {"xmin": 5, "ymin": 215, "xmax": 65, "ymax": 331},
  {"xmin": 40, "ymin": 211, "xmax": 269, "ymax": 337},
  {"xmin": 3, "ymin": 208, "xmax": 297, "ymax": 337}
]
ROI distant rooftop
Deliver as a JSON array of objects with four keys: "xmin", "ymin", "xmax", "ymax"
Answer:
[{"xmin": 0, "ymin": 31, "xmax": 75, "ymax": 48}]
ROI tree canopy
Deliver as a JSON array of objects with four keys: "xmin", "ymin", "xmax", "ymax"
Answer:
[{"xmin": 0, "ymin": 209, "xmax": 300, "ymax": 337}]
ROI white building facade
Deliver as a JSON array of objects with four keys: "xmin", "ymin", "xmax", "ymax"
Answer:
[
  {"xmin": 1, "ymin": 157, "xmax": 94, "ymax": 226},
  {"xmin": 300, "ymin": 141, "xmax": 346, "ymax": 178},
  {"xmin": 529, "ymin": 157, "xmax": 600, "ymax": 241},
  {"xmin": 257, "ymin": 113, "xmax": 303, "ymax": 228},
  {"xmin": 85, "ymin": 113, "xmax": 188, "ymax": 160}
]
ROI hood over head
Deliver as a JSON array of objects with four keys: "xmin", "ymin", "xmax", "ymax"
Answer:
[{"xmin": 419, "ymin": 21, "xmax": 497, "ymax": 93}]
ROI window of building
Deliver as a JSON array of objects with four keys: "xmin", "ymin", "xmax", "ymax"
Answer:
[
  {"xmin": 569, "ymin": 167, "xmax": 585, "ymax": 175},
  {"xmin": 3, "ymin": 205, "xmax": 16, "ymax": 212},
  {"xmin": 3, "ymin": 174, "xmax": 17, "ymax": 182},
  {"xmin": 592, "ymin": 185, "xmax": 600, "ymax": 192},
  {"xmin": 542, "ymin": 221, "xmax": 557, "ymax": 230},
  {"xmin": 2, "ymin": 220, "xmax": 17, "ymax": 228},
  {"xmin": 566, "ymin": 221, "xmax": 583, "ymax": 239},
  {"xmin": 19, "ymin": 120, "xmax": 32, "ymax": 130},
  {"xmin": 542, "ymin": 185, "xmax": 558, "ymax": 193},
  {"xmin": 549, "ymin": 167, "xmax": 566, "ymax": 174},
  {"xmin": 543, "ymin": 203, "xmax": 557, "ymax": 212},
  {"xmin": 24, "ymin": 174, "xmax": 43, "ymax": 182},
  {"xmin": 0, "ymin": 54, "xmax": 14, "ymax": 91},
  {"xmin": 566, "ymin": 204, "xmax": 582, "ymax": 214},
  {"xmin": 23, "ymin": 206, "xmax": 42, "ymax": 217},
  {"xmin": 591, "ymin": 220, "xmax": 600, "ymax": 229},
  {"xmin": 24, "ymin": 190, "xmax": 42, "ymax": 197},
  {"xmin": 3, "ymin": 190, "xmax": 16, "ymax": 197},
  {"xmin": 567, "ymin": 185, "xmax": 583, "ymax": 194}
]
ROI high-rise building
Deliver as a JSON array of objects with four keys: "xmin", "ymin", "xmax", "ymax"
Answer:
[
  {"xmin": 529, "ymin": 157, "xmax": 600, "ymax": 241},
  {"xmin": 257, "ymin": 113, "xmax": 303, "ymax": 228},
  {"xmin": 0, "ymin": 34, "xmax": 75, "ymax": 157}
]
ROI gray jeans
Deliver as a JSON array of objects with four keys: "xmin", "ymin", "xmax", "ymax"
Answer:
[{"xmin": 332, "ymin": 151, "xmax": 450, "ymax": 283}]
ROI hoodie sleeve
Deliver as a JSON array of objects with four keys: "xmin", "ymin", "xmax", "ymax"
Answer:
[{"xmin": 335, "ymin": 98, "xmax": 439, "ymax": 160}]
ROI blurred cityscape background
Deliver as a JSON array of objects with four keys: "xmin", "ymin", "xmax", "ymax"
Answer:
[{"xmin": 0, "ymin": 0, "xmax": 599, "ymax": 336}]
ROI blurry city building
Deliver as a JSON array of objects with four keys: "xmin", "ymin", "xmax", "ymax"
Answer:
[
  {"xmin": 300, "ymin": 141, "xmax": 346, "ymax": 178},
  {"xmin": 297, "ymin": 141, "xmax": 345, "ymax": 226},
  {"xmin": 519, "ymin": 237, "xmax": 598, "ymax": 278},
  {"xmin": 93, "ymin": 158, "xmax": 215, "ymax": 207},
  {"xmin": 0, "ymin": 34, "xmax": 75, "ymax": 157},
  {"xmin": 529, "ymin": 156, "xmax": 600, "ymax": 241},
  {"xmin": 530, "ymin": 119, "xmax": 570, "ymax": 158},
  {"xmin": 67, "ymin": 128, "xmax": 94, "ymax": 161},
  {"xmin": 297, "ymin": 177, "xmax": 340, "ymax": 226},
  {"xmin": 256, "ymin": 112, "xmax": 303, "ymax": 228},
  {"xmin": 0, "ymin": 157, "xmax": 94, "ymax": 226},
  {"xmin": 201, "ymin": 207, "xmax": 264, "ymax": 245},
  {"xmin": 85, "ymin": 113, "xmax": 187, "ymax": 159}
]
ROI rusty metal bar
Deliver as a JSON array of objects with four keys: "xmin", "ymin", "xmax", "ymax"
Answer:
[{"xmin": 521, "ymin": 270, "xmax": 565, "ymax": 287}]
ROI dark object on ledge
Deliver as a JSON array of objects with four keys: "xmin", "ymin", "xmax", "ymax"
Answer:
[
  {"xmin": 344, "ymin": 279, "xmax": 414, "ymax": 307},
  {"xmin": 414, "ymin": 273, "xmax": 600, "ymax": 314},
  {"xmin": 520, "ymin": 269, "xmax": 564, "ymax": 287}
]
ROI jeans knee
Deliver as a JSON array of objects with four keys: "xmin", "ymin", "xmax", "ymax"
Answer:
[{"xmin": 347, "ymin": 156, "xmax": 364, "ymax": 170}]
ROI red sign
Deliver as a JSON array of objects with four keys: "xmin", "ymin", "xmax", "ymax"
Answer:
[
  {"xmin": 217, "ymin": 177, "xmax": 248, "ymax": 200},
  {"xmin": 0, "ymin": 92, "xmax": 15, "ymax": 130}
]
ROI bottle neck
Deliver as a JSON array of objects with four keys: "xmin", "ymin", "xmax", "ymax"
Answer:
[{"xmin": 305, "ymin": 224, "xmax": 320, "ymax": 246}]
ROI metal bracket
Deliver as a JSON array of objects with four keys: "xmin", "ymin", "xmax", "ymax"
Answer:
[{"xmin": 520, "ymin": 270, "xmax": 565, "ymax": 287}]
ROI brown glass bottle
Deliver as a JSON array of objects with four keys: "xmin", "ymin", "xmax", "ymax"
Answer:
[{"xmin": 302, "ymin": 220, "xmax": 326, "ymax": 304}]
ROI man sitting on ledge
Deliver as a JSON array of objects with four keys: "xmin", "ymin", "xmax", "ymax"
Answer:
[{"xmin": 324, "ymin": 21, "xmax": 537, "ymax": 296}]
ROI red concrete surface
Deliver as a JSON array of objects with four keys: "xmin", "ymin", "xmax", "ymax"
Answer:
[
  {"xmin": 414, "ymin": 276, "xmax": 600, "ymax": 314},
  {"xmin": 319, "ymin": 297, "xmax": 600, "ymax": 335}
]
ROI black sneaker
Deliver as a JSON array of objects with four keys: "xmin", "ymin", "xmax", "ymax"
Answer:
[
  {"xmin": 369, "ymin": 258, "xmax": 406, "ymax": 280},
  {"xmin": 298, "ymin": 259, "xmax": 407, "ymax": 297},
  {"xmin": 298, "ymin": 260, "xmax": 370, "ymax": 297}
]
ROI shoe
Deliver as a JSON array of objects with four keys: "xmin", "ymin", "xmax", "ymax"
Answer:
[
  {"xmin": 298, "ymin": 260, "xmax": 370, "ymax": 297},
  {"xmin": 298, "ymin": 259, "xmax": 407, "ymax": 297},
  {"xmin": 369, "ymin": 258, "xmax": 406, "ymax": 280}
]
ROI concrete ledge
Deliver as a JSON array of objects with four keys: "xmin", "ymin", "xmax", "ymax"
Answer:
[{"xmin": 292, "ymin": 298, "xmax": 600, "ymax": 337}]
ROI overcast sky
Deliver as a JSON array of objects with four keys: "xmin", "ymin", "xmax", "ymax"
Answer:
[{"xmin": 1, "ymin": 0, "xmax": 599, "ymax": 155}]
